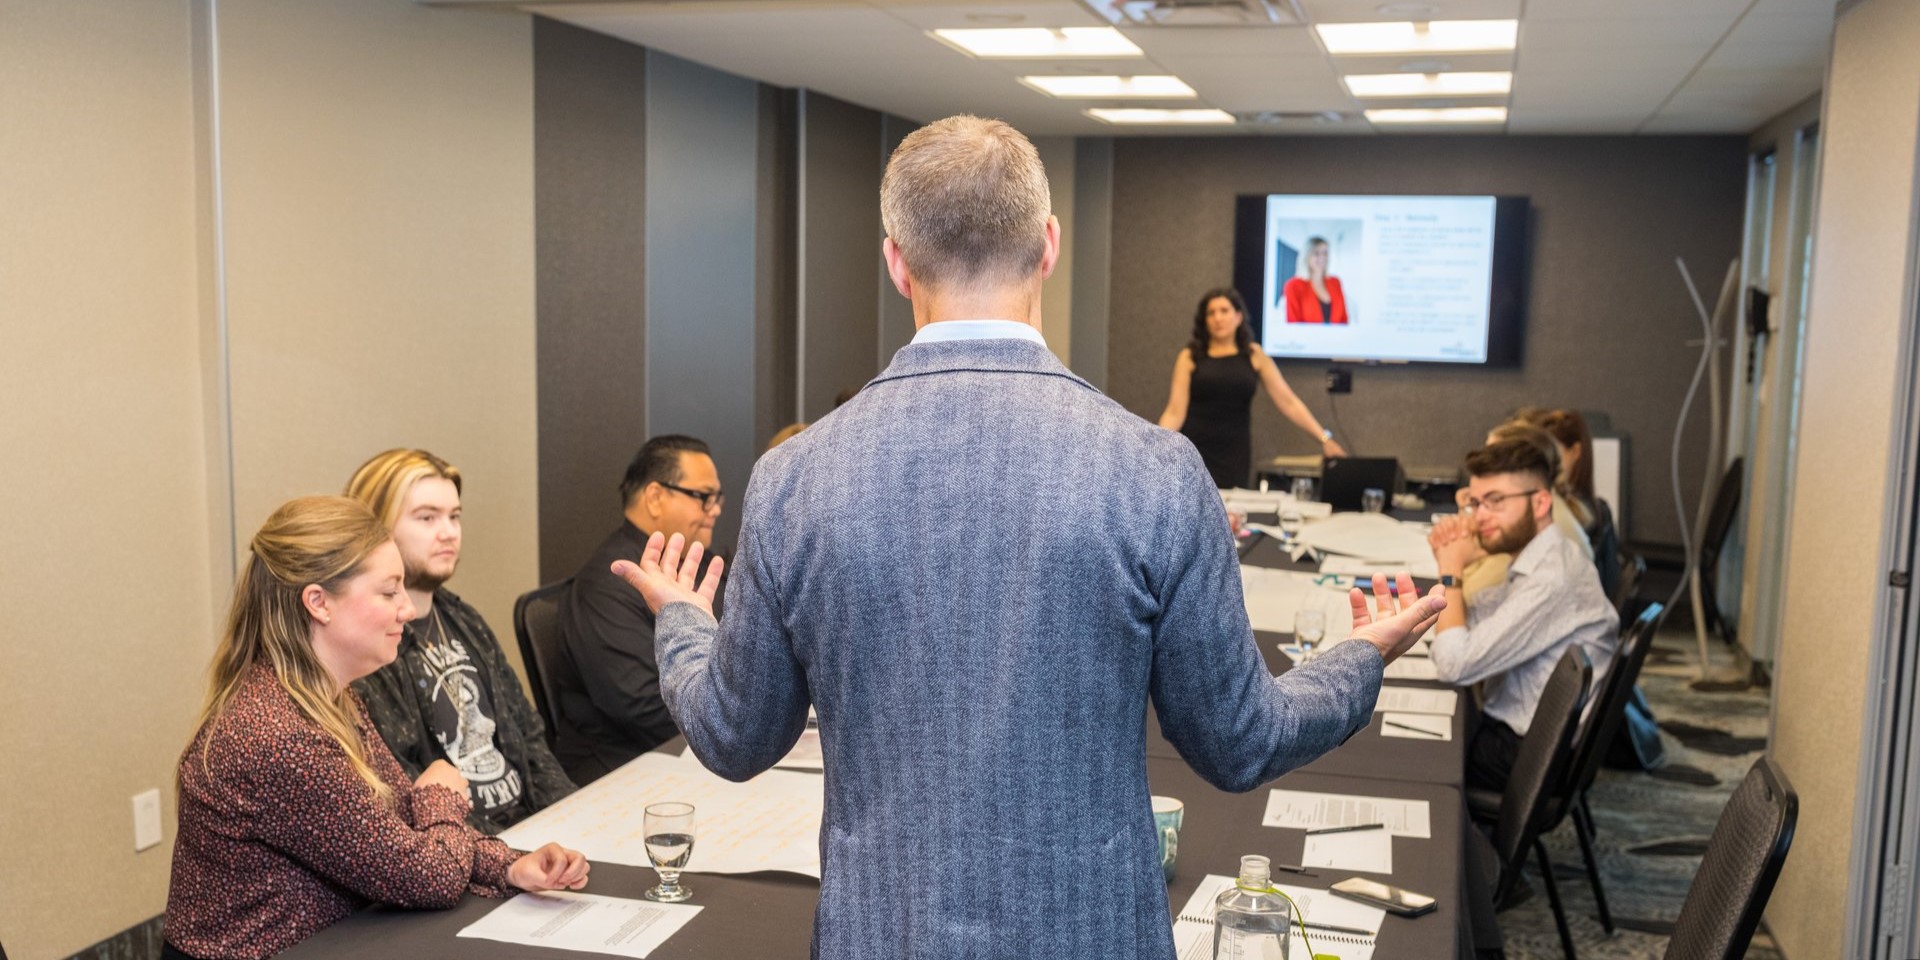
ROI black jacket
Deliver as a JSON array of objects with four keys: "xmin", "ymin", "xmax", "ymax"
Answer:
[{"xmin": 352, "ymin": 588, "xmax": 576, "ymax": 834}]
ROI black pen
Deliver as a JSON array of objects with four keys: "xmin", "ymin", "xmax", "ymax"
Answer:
[
  {"xmin": 1305, "ymin": 822, "xmax": 1387, "ymax": 836},
  {"xmin": 1382, "ymin": 719, "xmax": 1445, "ymax": 738},
  {"xmin": 1271, "ymin": 862, "xmax": 1318, "ymax": 877},
  {"xmin": 1303, "ymin": 921, "xmax": 1377, "ymax": 937}
]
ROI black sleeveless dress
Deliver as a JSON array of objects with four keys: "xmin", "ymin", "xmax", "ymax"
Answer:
[{"xmin": 1181, "ymin": 348, "xmax": 1260, "ymax": 489}]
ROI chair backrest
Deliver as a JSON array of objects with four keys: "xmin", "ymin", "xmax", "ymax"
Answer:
[
  {"xmin": 1699, "ymin": 457, "xmax": 1745, "ymax": 567},
  {"xmin": 512, "ymin": 579, "xmax": 572, "ymax": 747},
  {"xmin": 1566, "ymin": 602, "xmax": 1666, "ymax": 805},
  {"xmin": 1493, "ymin": 648, "xmax": 1592, "ymax": 879},
  {"xmin": 1614, "ymin": 551, "xmax": 1647, "ymax": 624},
  {"xmin": 1664, "ymin": 757, "xmax": 1798, "ymax": 960},
  {"xmin": 1587, "ymin": 496, "xmax": 1622, "ymax": 599}
]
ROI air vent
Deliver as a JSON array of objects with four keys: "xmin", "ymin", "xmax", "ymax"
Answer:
[
  {"xmin": 1234, "ymin": 110, "xmax": 1352, "ymax": 125},
  {"xmin": 1084, "ymin": 0, "xmax": 1298, "ymax": 27}
]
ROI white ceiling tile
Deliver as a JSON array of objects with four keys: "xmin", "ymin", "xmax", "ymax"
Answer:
[
  {"xmin": 878, "ymin": 1, "xmax": 1106, "ymax": 29},
  {"xmin": 1744, "ymin": 0, "xmax": 1837, "ymax": 17},
  {"xmin": 1121, "ymin": 24, "xmax": 1322, "ymax": 58},
  {"xmin": 1300, "ymin": 0, "xmax": 1521, "ymax": 23},
  {"xmin": 1727, "ymin": 12, "xmax": 1833, "ymax": 45},
  {"xmin": 1324, "ymin": 51, "xmax": 1516, "ymax": 72},
  {"xmin": 1506, "ymin": 111, "xmax": 1645, "ymax": 133},
  {"xmin": 1522, "ymin": 0, "xmax": 1748, "ymax": 21},
  {"xmin": 1520, "ymin": 17, "xmax": 1732, "ymax": 49}
]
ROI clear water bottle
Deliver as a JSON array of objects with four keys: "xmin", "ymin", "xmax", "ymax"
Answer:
[{"xmin": 1213, "ymin": 855, "xmax": 1292, "ymax": 960}]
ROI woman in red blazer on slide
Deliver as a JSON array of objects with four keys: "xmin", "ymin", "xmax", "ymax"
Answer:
[{"xmin": 1282, "ymin": 236, "xmax": 1348, "ymax": 324}]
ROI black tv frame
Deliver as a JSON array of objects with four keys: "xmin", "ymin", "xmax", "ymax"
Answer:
[{"xmin": 1232, "ymin": 193, "xmax": 1529, "ymax": 367}]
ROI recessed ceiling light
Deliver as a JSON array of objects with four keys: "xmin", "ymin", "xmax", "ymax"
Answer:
[
  {"xmin": 1021, "ymin": 75, "xmax": 1197, "ymax": 99},
  {"xmin": 931, "ymin": 27, "xmax": 1144, "ymax": 59},
  {"xmin": 1317, "ymin": 20, "xmax": 1518, "ymax": 55},
  {"xmin": 1397, "ymin": 59, "xmax": 1453, "ymax": 73},
  {"xmin": 1344, "ymin": 71, "xmax": 1511, "ymax": 98},
  {"xmin": 1377, "ymin": 2, "xmax": 1441, "ymax": 14},
  {"xmin": 1086, "ymin": 107, "xmax": 1236, "ymax": 125},
  {"xmin": 1366, "ymin": 106, "xmax": 1508, "ymax": 124}
]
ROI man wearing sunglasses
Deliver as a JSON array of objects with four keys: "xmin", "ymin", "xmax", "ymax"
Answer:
[
  {"xmin": 551, "ymin": 434, "xmax": 726, "ymax": 784},
  {"xmin": 1428, "ymin": 437, "xmax": 1618, "ymax": 792}
]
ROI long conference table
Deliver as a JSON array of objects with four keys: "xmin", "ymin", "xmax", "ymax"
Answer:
[{"xmin": 287, "ymin": 515, "xmax": 1472, "ymax": 959}]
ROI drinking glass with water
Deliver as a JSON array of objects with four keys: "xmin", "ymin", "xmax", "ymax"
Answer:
[
  {"xmin": 644, "ymin": 801, "xmax": 696, "ymax": 903},
  {"xmin": 1289, "ymin": 477, "xmax": 1315, "ymax": 503},
  {"xmin": 1294, "ymin": 608, "xmax": 1326, "ymax": 663}
]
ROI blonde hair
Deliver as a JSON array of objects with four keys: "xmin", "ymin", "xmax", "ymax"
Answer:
[
  {"xmin": 345, "ymin": 448, "xmax": 461, "ymax": 530},
  {"xmin": 766, "ymin": 422, "xmax": 807, "ymax": 452},
  {"xmin": 880, "ymin": 115, "xmax": 1051, "ymax": 290},
  {"xmin": 191, "ymin": 496, "xmax": 396, "ymax": 803}
]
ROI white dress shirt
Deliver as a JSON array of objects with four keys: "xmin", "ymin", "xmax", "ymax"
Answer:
[
  {"xmin": 1431, "ymin": 524, "xmax": 1619, "ymax": 735},
  {"xmin": 910, "ymin": 319, "xmax": 1047, "ymax": 346}
]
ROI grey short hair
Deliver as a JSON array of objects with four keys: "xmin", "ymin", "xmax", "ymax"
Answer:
[{"xmin": 880, "ymin": 115, "xmax": 1051, "ymax": 289}]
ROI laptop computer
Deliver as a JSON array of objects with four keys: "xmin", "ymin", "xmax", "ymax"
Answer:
[{"xmin": 1320, "ymin": 457, "xmax": 1403, "ymax": 512}]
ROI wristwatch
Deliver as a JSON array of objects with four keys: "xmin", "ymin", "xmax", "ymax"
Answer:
[
  {"xmin": 1320, "ymin": 428, "xmax": 1334, "ymax": 442},
  {"xmin": 1440, "ymin": 575, "xmax": 1460, "ymax": 588}
]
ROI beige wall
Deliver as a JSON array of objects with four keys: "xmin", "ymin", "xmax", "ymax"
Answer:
[
  {"xmin": 214, "ymin": 0, "xmax": 539, "ymax": 681},
  {"xmin": 0, "ymin": 3, "xmax": 214, "ymax": 959},
  {"xmin": 1033, "ymin": 135, "xmax": 1077, "ymax": 365},
  {"xmin": 0, "ymin": 2, "xmax": 537, "ymax": 957},
  {"xmin": 1768, "ymin": 0, "xmax": 1920, "ymax": 953}
]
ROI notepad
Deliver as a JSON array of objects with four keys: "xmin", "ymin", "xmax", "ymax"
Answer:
[
  {"xmin": 1171, "ymin": 874, "xmax": 1382, "ymax": 960},
  {"xmin": 458, "ymin": 891, "xmax": 701, "ymax": 958},
  {"xmin": 1304, "ymin": 827, "xmax": 1393, "ymax": 874},
  {"xmin": 1263, "ymin": 788, "xmax": 1432, "ymax": 838},
  {"xmin": 1373, "ymin": 686, "xmax": 1457, "ymax": 716}
]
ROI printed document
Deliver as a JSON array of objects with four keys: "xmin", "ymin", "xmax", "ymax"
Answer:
[
  {"xmin": 1373, "ymin": 686, "xmax": 1457, "ymax": 716},
  {"xmin": 1303, "ymin": 827, "xmax": 1394, "ymax": 874},
  {"xmin": 1262, "ymin": 788, "xmax": 1432, "ymax": 838},
  {"xmin": 457, "ymin": 891, "xmax": 701, "ymax": 958}
]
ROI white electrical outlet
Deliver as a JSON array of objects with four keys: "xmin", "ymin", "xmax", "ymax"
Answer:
[{"xmin": 133, "ymin": 788, "xmax": 163, "ymax": 852}]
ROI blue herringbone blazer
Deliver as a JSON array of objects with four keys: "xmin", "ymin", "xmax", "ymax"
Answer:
[{"xmin": 656, "ymin": 336, "xmax": 1384, "ymax": 958}]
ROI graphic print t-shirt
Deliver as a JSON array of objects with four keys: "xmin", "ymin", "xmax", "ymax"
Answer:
[{"xmin": 407, "ymin": 633, "xmax": 524, "ymax": 816}]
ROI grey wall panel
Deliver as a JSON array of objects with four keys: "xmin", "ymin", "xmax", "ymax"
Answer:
[
  {"xmin": 534, "ymin": 17, "xmax": 648, "ymax": 583},
  {"xmin": 877, "ymin": 113, "xmax": 920, "ymax": 368},
  {"xmin": 644, "ymin": 51, "xmax": 761, "ymax": 550},
  {"xmin": 1070, "ymin": 137, "xmax": 1114, "ymax": 391},
  {"xmin": 1104, "ymin": 135, "xmax": 1745, "ymax": 545},
  {"xmin": 798, "ymin": 91, "xmax": 884, "ymax": 419},
  {"xmin": 754, "ymin": 86, "xmax": 799, "ymax": 452}
]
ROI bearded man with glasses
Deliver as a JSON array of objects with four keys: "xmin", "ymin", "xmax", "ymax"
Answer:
[
  {"xmin": 551, "ymin": 434, "xmax": 726, "ymax": 784},
  {"xmin": 1428, "ymin": 437, "xmax": 1619, "ymax": 792}
]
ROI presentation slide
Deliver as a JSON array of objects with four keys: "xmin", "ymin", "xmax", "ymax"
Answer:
[{"xmin": 1258, "ymin": 194, "xmax": 1499, "ymax": 363}]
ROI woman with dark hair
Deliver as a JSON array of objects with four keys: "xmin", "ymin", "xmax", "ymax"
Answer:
[{"xmin": 1158, "ymin": 287, "xmax": 1346, "ymax": 488}]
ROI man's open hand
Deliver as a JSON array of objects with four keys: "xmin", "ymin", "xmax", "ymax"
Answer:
[
  {"xmin": 1347, "ymin": 572, "xmax": 1447, "ymax": 664},
  {"xmin": 611, "ymin": 532, "xmax": 724, "ymax": 619}
]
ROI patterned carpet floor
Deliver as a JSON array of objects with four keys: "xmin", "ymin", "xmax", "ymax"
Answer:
[{"xmin": 1496, "ymin": 623, "xmax": 1780, "ymax": 960}]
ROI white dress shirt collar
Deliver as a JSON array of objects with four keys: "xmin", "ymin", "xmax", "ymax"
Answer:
[{"xmin": 910, "ymin": 319, "xmax": 1047, "ymax": 346}]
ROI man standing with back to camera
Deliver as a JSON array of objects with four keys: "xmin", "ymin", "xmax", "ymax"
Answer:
[{"xmin": 617, "ymin": 115, "xmax": 1447, "ymax": 958}]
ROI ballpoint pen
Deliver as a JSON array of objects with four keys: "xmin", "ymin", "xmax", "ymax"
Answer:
[{"xmin": 1305, "ymin": 822, "xmax": 1387, "ymax": 836}]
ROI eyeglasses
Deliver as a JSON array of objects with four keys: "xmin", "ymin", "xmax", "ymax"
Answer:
[
  {"xmin": 1462, "ymin": 488, "xmax": 1541, "ymax": 514},
  {"xmin": 659, "ymin": 481, "xmax": 725, "ymax": 513}
]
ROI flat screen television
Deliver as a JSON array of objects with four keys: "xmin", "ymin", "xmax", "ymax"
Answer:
[{"xmin": 1232, "ymin": 193, "xmax": 1528, "ymax": 366}]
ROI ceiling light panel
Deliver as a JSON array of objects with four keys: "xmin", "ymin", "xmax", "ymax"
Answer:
[
  {"xmin": 1086, "ymin": 107, "xmax": 1237, "ymax": 124},
  {"xmin": 931, "ymin": 27, "xmax": 1144, "ymax": 58},
  {"xmin": 1344, "ymin": 71, "xmax": 1512, "ymax": 97},
  {"xmin": 1020, "ymin": 74, "xmax": 1197, "ymax": 98},
  {"xmin": 1365, "ymin": 106, "xmax": 1508, "ymax": 123},
  {"xmin": 1317, "ymin": 20, "xmax": 1518, "ymax": 55}
]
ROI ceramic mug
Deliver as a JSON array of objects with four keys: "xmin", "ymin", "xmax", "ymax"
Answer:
[{"xmin": 1152, "ymin": 795, "xmax": 1185, "ymax": 882}]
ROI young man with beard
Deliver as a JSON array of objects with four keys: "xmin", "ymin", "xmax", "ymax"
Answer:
[
  {"xmin": 345, "ymin": 449, "xmax": 576, "ymax": 833},
  {"xmin": 1428, "ymin": 437, "xmax": 1619, "ymax": 792}
]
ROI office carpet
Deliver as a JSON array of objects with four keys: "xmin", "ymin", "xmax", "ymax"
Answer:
[{"xmin": 1499, "ymin": 625, "xmax": 1781, "ymax": 960}]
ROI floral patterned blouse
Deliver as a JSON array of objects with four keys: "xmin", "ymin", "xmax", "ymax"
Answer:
[{"xmin": 165, "ymin": 663, "xmax": 520, "ymax": 959}]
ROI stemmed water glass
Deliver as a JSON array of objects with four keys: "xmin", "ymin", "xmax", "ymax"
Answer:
[{"xmin": 643, "ymin": 801, "xmax": 696, "ymax": 903}]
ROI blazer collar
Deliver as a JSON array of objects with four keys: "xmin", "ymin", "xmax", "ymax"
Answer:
[{"xmin": 869, "ymin": 337, "xmax": 1097, "ymax": 393}]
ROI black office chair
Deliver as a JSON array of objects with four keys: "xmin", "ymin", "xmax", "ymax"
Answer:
[
  {"xmin": 1472, "ymin": 649, "xmax": 1592, "ymax": 960},
  {"xmin": 1663, "ymin": 757, "xmax": 1798, "ymax": 960},
  {"xmin": 1587, "ymin": 498, "xmax": 1622, "ymax": 601},
  {"xmin": 1696, "ymin": 458, "xmax": 1744, "ymax": 646},
  {"xmin": 1614, "ymin": 551, "xmax": 1647, "ymax": 624},
  {"xmin": 512, "ymin": 579, "xmax": 572, "ymax": 749},
  {"xmin": 1473, "ymin": 603, "xmax": 1669, "ymax": 939}
]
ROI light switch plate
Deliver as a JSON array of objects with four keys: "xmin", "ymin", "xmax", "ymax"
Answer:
[{"xmin": 133, "ymin": 789, "xmax": 163, "ymax": 852}]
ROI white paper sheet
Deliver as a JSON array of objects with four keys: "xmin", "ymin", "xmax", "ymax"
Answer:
[
  {"xmin": 1262, "ymin": 788, "xmax": 1432, "ymax": 839},
  {"xmin": 1172, "ymin": 874, "xmax": 1382, "ymax": 960},
  {"xmin": 1379, "ymin": 712, "xmax": 1453, "ymax": 741},
  {"xmin": 1239, "ymin": 566, "xmax": 1355, "ymax": 637},
  {"xmin": 1303, "ymin": 828, "xmax": 1394, "ymax": 874},
  {"xmin": 1383, "ymin": 657, "xmax": 1439, "ymax": 681},
  {"xmin": 1317, "ymin": 553, "xmax": 1442, "ymax": 581},
  {"xmin": 1294, "ymin": 513, "xmax": 1435, "ymax": 565},
  {"xmin": 1373, "ymin": 686, "xmax": 1457, "ymax": 716},
  {"xmin": 1224, "ymin": 489, "xmax": 1334, "ymax": 519},
  {"xmin": 498, "ymin": 751, "xmax": 826, "ymax": 877},
  {"xmin": 457, "ymin": 891, "xmax": 701, "ymax": 958}
]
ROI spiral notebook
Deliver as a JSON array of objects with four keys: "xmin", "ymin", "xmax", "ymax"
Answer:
[{"xmin": 1172, "ymin": 874, "xmax": 1382, "ymax": 960}]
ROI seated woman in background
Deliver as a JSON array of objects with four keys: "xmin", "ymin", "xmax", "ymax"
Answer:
[
  {"xmin": 164, "ymin": 496, "xmax": 589, "ymax": 960},
  {"xmin": 1447, "ymin": 421, "xmax": 1595, "ymax": 604},
  {"xmin": 1523, "ymin": 407, "xmax": 1621, "ymax": 597}
]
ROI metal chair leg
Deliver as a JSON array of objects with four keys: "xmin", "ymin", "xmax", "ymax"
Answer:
[
  {"xmin": 1571, "ymin": 804, "xmax": 1615, "ymax": 934},
  {"xmin": 1580, "ymin": 791, "xmax": 1597, "ymax": 837},
  {"xmin": 1536, "ymin": 839, "xmax": 1579, "ymax": 960}
]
